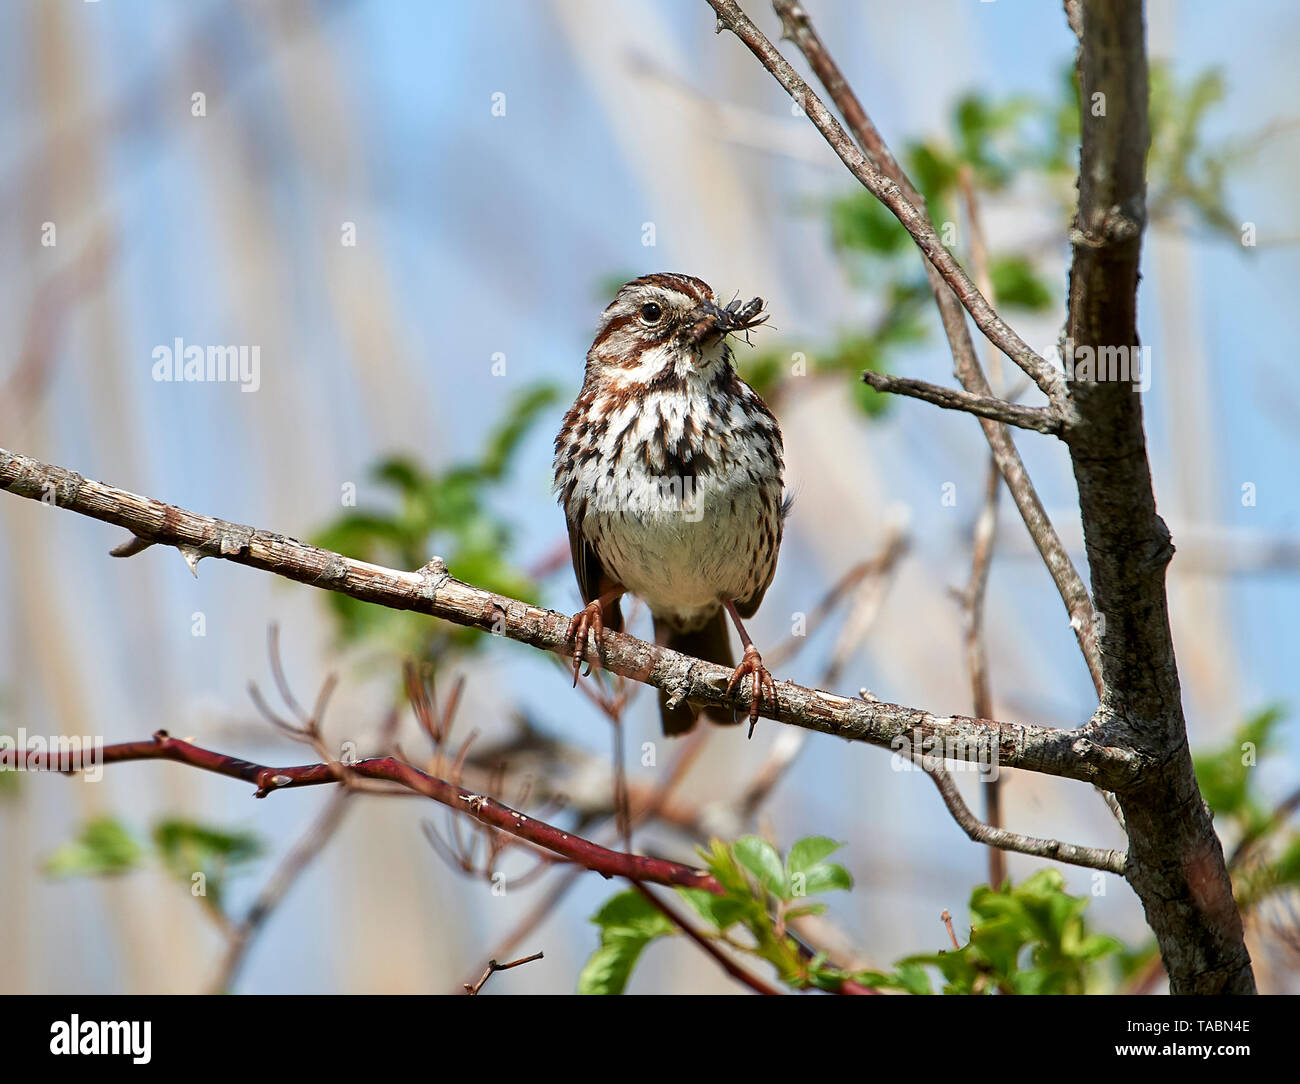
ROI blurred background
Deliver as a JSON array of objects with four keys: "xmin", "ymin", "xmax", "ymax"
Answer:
[{"xmin": 2, "ymin": 0, "xmax": 1298, "ymax": 994}]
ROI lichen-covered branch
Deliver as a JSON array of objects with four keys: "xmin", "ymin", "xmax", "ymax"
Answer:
[
  {"xmin": 860, "ymin": 370, "xmax": 1063, "ymax": 434},
  {"xmin": 0, "ymin": 446, "xmax": 1141, "ymax": 789}
]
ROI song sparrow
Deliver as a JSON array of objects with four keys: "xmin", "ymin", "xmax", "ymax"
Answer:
[{"xmin": 553, "ymin": 273, "xmax": 786, "ymax": 736}]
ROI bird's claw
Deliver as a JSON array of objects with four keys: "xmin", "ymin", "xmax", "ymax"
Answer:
[
  {"xmin": 565, "ymin": 601, "xmax": 605, "ymax": 687},
  {"xmin": 726, "ymin": 645, "xmax": 777, "ymax": 738}
]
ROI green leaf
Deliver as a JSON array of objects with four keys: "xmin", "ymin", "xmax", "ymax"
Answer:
[
  {"xmin": 578, "ymin": 890, "xmax": 677, "ymax": 995},
  {"xmin": 677, "ymin": 888, "xmax": 752, "ymax": 931},
  {"xmin": 904, "ymin": 140, "xmax": 959, "ymax": 213},
  {"xmin": 578, "ymin": 940, "xmax": 652, "ymax": 996},
  {"xmin": 589, "ymin": 889, "xmax": 677, "ymax": 940},
  {"xmin": 1194, "ymin": 705, "xmax": 1285, "ymax": 821},
  {"xmin": 151, "ymin": 819, "xmax": 262, "ymax": 872},
  {"xmin": 44, "ymin": 817, "xmax": 143, "ymax": 878},
  {"xmin": 989, "ymin": 255, "xmax": 1054, "ymax": 311},
  {"xmin": 370, "ymin": 456, "xmax": 430, "ymax": 498},
  {"xmin": 733, "ymin": 836, "xmax": 789, "ymax": 899},
  {"xmin": 796, "ymin": 862, "xmax": 853, "ymax": 896},
  {"xmin": 895, "ymin": 962, "xmax": 935, "ymax": 995},
  {"xmin": 866, "ymin": 870, "xmax": 1121, "ymax": 994},
  {"xmin": 787, "ymin": 836, "xmax": 843, "ymax": 877},
  {"xmin": 150, "ymin": 818, "xmax": 263, "ymax": 911}
]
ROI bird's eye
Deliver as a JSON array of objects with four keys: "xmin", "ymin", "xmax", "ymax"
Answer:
[{"xmin": 639, "ymin": 302, "xmax": 663, "ymax": 324}]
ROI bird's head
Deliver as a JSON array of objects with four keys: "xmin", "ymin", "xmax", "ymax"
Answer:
[{"xmin": 587, "ymin": 273, "xmax": 767, "ymax": 382}]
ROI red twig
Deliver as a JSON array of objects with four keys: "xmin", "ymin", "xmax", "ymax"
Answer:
[
  {"xmin": 34, "ymin": 731, "xmax": 720, "ymax": 893},
  {"xmin": 630, "ymin": 882, "xmax": 783, "ymax": 996}
]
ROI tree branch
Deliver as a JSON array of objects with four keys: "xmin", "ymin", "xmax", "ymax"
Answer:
[
  {"xmin": 1059, "ymin": 0, "xmax": 1252, "ymax": 993},
  {"xmin": 464, "ymin": 951, "xmax": 545, "ymax": 995},
  {"xmin": 29, "ymin": 729, "xmax": 721, "ymax": 892},
  {"xmin": 0, "ymin": 447, "xmax": 1141, "ymax": 789},
  {"xmin": 717, "ymin": 0, "xmax": 1251, "ymax": 992},
  {"xmin": 923, "ymin": 765, "xmax": 1126, "ymax": 875},
  {"xmin": 707, "ymin": 0, "xmax": 1063, "ymax": 401},
  {"xmin": 766, "ymin": 0, "xmax": 1104, "ymax": 693},
  {"xmin": 860, "ymin": 371, "xmax": 1063, "ymax": 434}
]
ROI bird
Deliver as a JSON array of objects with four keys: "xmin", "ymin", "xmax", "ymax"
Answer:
[{"xmin": 552, "ymin": 272, "xmax": 786, "ymax": 735}]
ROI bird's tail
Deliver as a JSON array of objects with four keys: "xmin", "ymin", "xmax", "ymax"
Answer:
[{"xmin": 654, "ymin": 611, "xmax": 739, "ymax": 736}]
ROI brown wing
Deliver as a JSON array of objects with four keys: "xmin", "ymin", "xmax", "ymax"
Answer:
[
  {"xmin": 566, "ymin": 518, "xmax": 624, "ymax": 633},
  {"xmin": 732, "ymin": 377, "xmax": 787, "ymax": 619},
  {"xmin": 734, "ymin": 488, "xmax": 789, "ymax": 619}
]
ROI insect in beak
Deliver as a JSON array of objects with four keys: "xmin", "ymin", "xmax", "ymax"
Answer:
[{"xmin": 688, "ymin": 296, "xmax": 768, "ymax": 344}]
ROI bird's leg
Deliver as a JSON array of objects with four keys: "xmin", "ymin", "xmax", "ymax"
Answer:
[
  {"xmin": 565, "ymin": 588, "xmax": 624, "ymax": 686},
  {"xmin": 722, "ymin": 599, "xmax": 777, "ymax": 737}
]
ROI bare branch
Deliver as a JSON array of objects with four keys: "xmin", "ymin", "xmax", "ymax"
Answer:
[
  {"xmin": 940, "ymin": 909, "xmax": 961, "ymax": 950},
  {"xmin": 30, "ymin": 729, "xmax": 721, "ymax": 892},
  {"xmin": 766, "ymin": 0, "xmax": 1104, "ymax": 693},
  {"xmin": 1061, "ymin": 0, "xmax": 1251, "ymax": 993},
  {"xmin": 0, "ymin": 447, "xmax": 1141, "ymax": 789},
  {"xmin": 464, "ymin": 951, "xmax": 545, "ymax": 995},
  {"xmin": 861, "ymin": 371, "xmax": 1063, "ymax": 434},
  {"xmin": 708, "ymin": 0, "xmax": 1064, "ymax": 400},
  {"xmin": 923, "ymin": 765, "xmax": 1127, "ymax": 875},
  {"xmin": 957, "ymin": 462, "xmax": 1006, "ymax": 885},
  {"xmin": 212, "ymin": 788, "xmax": 355, "ymax": 993}
]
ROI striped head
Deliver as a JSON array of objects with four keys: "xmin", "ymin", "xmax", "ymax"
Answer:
[{"xmin": 585, "ymin": 273, "xmax": 767, "ymax": 387}]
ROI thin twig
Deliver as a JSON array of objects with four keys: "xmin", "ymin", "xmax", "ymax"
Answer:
[
  {"xmin": 711, "ymin": 0, "xmax": 1063, "ymax": 399},
  {"xmin": 956, "ymin": 168, "xmax": 1006, "ymax": 888},
  {"xmin": 860, "ymin": 371, "xmax": 1063, "ymax": 434},
  {"xmin": 940, "ymin": 909, "xmax": 961, "ymax": 950},
  {"xmin": 211, "ymin": 788, "xmax": 355, "ymax": 993},
  {"xmin": 452, "ymin": 728, "xmax": 712, "ymax": 993},
  {"xmin": 32, "ymin": 730, "xmax": 722, "ymax": 892},
  {"xmin": 921, "ymin": 761, "xmax": 1127, "ymax": 875},
  {"xmin": 957, "ymin": 462, "xmax": 1005, "ymax": 886},
  {"xmin": 464, "ymin": 951, "xmax": 545, "ymax": 995}
]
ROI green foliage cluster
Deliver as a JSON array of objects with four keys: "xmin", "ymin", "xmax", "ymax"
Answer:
[
  {"xmin": 859, "ymin": 870, "xmax": 1121, "ymax": 995},
  {"xmin": 579, "ymin": 838, "xmax": 1124, "ymax": 995},
  {"xmin": 45, "ymin": 816, "xmax": 262, "ymax": 914},
  {"xmin": 579, "ymin": 835, "xmax": 853, "ymax": 995},
  {"xmin": 1194, "ymin": 706, "xmax": 1300, "ymax": 911},
  {"xmin": 311, "ymin": 382, "xmax": 558, "ymax": 659}
]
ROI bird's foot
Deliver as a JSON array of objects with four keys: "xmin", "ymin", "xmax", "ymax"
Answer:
[
  {"xmin": 564, "ymin": 600, "xmax": 606, "ymax": 686},
  {"xmin": 726, "ymin": 644, "xmax": 777, "ymax": 737}
]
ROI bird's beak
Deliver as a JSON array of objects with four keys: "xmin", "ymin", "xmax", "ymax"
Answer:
[{"xmin": 688, "ymin": 296, "xmax": 767, "ymax": 344}]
